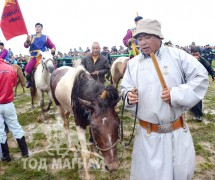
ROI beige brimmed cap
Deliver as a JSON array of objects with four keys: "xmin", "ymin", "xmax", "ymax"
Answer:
[{"xmin": 133, "ymin": 19, "xmax": 164, "ymax": 39}]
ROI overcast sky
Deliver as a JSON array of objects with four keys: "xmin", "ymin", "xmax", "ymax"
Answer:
[{"xmin": 0, "ymin": 0, "xmax": 214, "ymax": 55}]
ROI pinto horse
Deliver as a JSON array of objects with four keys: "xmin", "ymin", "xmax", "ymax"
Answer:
[
  {"xmin": 12, "ymin": 64, "xmax": 26, "ymax": 95},
  {"xmin": 30, "ymin": 57, "xmax": 54, "ymax": 118},
  {"xmin": 110, "ymin": 57, "xmax": 129, "ymax": 89},
  {"xmin": 50, "ymin": 66, "xmax": 120, "ymax": 178}
]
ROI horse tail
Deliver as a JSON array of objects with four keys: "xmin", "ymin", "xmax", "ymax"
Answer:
[{"xmin": 30, "ymin": 72, "xmax": 37, "ymax": 101}]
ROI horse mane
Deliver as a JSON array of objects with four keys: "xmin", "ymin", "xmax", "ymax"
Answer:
[
  {"xmin": 71, "ymin": 69, "xmax": 119, "ymax": 109},
  {"xmin": 100, "ymin": 84, "xmax": 119, "ymax": 107}
]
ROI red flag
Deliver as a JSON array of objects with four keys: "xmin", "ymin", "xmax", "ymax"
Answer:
[{"xmin": 0, "ymin": 0, "xmax": 28, "ymax": 40}]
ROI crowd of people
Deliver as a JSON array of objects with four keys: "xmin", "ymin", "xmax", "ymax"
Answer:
[{"xmin": 3, "ymin": 43, "xmax": 215, "ymax": 68}]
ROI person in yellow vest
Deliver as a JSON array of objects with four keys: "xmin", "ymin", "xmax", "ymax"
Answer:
[
  {"xmin": 81, "ymin": 42, "xmax": 110, "ymax": 84},
  {"xmin": 123, "ymin": 16, "xmax": 143, "ymax": 58}
]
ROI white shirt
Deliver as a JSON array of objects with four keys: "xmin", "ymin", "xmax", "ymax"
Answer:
[{"xmin": 121, "ymin": 44, "xmax": 209, "ymax": 124}]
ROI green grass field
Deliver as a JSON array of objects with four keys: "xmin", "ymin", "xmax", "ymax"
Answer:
[{"xmin": 0, "ymin": 78, "xmax": 215, "ymax": 180}]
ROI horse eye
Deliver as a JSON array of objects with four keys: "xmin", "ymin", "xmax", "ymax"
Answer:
[{"xmin": 91, "ymin": 124, "xmax": 96, "ymax": 130}]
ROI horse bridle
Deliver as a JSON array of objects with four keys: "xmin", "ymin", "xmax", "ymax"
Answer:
[
  {"xmin": 89, "ymin": 91, "xmax": 138, "ymax": 150},
  {"xmin": 88, "ymin": 92, "xmax": 138, "ymax": 170},
  {"xmin": 90, "ymin": 124, "xmax": 119, "ymax": 152},
  {"xmin": 41, "ymin": 58, "xmax": 53, "ymax": 71}
]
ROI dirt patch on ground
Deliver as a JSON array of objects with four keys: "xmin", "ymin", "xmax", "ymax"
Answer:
[
  {"xmin": 195, "ymin": 155, "xmax": 206, "ymax": 167},
  {"xmin": 200, "ymin": 142, "xmax": 215, "ymax": 154}
]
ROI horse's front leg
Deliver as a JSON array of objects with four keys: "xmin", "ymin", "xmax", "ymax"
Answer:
[
  {"xmin": 76, "ymin": 126, "xmax": 90, "ymax": 180},
  {"xmin": 38, "ymin": 90, "xmax": 45, "ymax": 112},
  {"xmin": 22, "ymin": 82, "xmax": 26, "ymax": 94},
  {"xmin": 37, "ymin": 90, "xmax": 45, "ymax": 122},
  {"xmin": 57, "ymin": 106, "xmax": 76, "ymax": 151},
  {"xmin": 45, "ymin": 90, "xmax": 52, "ymax": 111},
  {"xmin": 14, "ymin": 80, "xmax": 18, "ymax": 96},
  {"xmin": 30, "ymin": 86, "xmax": 35, "ymax": 109}
]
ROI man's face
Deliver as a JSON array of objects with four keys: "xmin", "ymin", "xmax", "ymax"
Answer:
[
  {"xmin": 92, "ymin": 44, "xmax": 100, "ymax": 56},
  {"xmin": 0, "ymin": 45, "xmax": 3, "ymax": 50},
  {"xmin": 35, "ymin": 25, "xmax": 43, "ymax": 33},
  {"xmin": 137, "ymin": 33, "xmax": 161, "ymax": 55},
  {"xmin": 192, "ymin": 52, "xmax": 200, "ymax": 60}
]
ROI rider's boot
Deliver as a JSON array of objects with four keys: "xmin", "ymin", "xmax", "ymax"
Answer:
[
  {"xmin": 1, "ymin": 140, "xmax": 11, "ymax": 162},
  {"xmin": 16, "ymin": 136, "xmax": 29, "ymax": 157},
  {"xmin": 25, "ymin": 74, "xmax": 31, "ymax": 88}
]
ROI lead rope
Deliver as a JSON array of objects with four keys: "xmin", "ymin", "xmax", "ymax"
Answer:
[
  {"xmin": 120, "ymin": 91, "xmax": 138, "ymax": 147},
  {"xmin": 114, "ymin": 91, "xmax": 138, "ymax": 170}
]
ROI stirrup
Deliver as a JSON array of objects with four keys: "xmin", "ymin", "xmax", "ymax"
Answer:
[{"xmin": 26, "ymin": 81, "xmax": 31, "ymax": 88}]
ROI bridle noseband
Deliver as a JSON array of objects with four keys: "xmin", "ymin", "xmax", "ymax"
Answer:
[{"xmin": 90, "ymin": 124, "xmax": 119, "ymax": 152}]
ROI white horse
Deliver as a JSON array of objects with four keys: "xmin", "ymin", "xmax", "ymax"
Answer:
[
  {"xmin": 110, "ymin": 56, "xmax": 129, "ymax": 89},
  {"xmin": 30, "ymin": 56, "xmax": 54, "ymax": 118}
]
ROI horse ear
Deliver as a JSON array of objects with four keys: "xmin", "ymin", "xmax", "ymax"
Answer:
[{"xmin": 78, "ymin": 98, "xmax": 93, "ymax": 108}]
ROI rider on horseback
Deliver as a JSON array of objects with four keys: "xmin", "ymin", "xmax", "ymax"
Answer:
[
  {"xmin": 122, "ymin": 16, "xmax": 143, "ymax": 59},
  {"xmin": 24, "ymin": 23, "xmax": 56, "ymax": 88},
  {"xmin": 0, "ymin": 42, "xmax": 11, "ymax": 63}
]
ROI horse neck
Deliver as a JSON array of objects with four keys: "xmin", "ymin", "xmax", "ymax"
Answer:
[
  {"xmin": 81, "ymin": 79, "xmax": 104, "ymax": 101},
  {"xmin": 72, "ymin": 71, "xmax": 104, "ymax": 102},
  {"xmin": 39, "ymin": 64, "xmax": 51, "ymax": 83}
]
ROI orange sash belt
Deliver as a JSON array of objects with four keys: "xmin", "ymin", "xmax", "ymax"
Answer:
[
  {"xmin": 139, "ymin": 116, "xmax": 185, "ymax": 134},
  {"xmin": 34, "ymin": 55, "xmax": 42, "ymax": 68}
]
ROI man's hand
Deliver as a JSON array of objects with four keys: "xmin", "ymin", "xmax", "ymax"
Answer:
[
  {"xmin": 161, "ymin": 88, "xmax": 171, "ymax": 104},
  {"xmin": 91, "ymin": 71, "xmax": 99, "ymax": 75},
  {"xmin": 127, "ymin": 88, "xmax": 138, "ymax": 105},
  {"xmin": 26, "ymin": 35, "xmax": 31, "ymax": 44},
  {"xmin": 128, "ymin": 38, "xmax": 136, "ymax": 43},
  {"xmin": 212, "ymin": 76, "xmax": 215, "ymax": 81},
  {"xmin": 51, "ymin": 48, "xmax": 55, "ymax": 56}
]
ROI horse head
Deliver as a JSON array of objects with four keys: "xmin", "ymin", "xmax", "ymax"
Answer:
[
  {"xmin": 41, "ymin": 58, "xmax": 54, "ymax": 73},
  {"xmin": 78, "ymin": 85, "xmax": 121, "ymax": 172}
]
